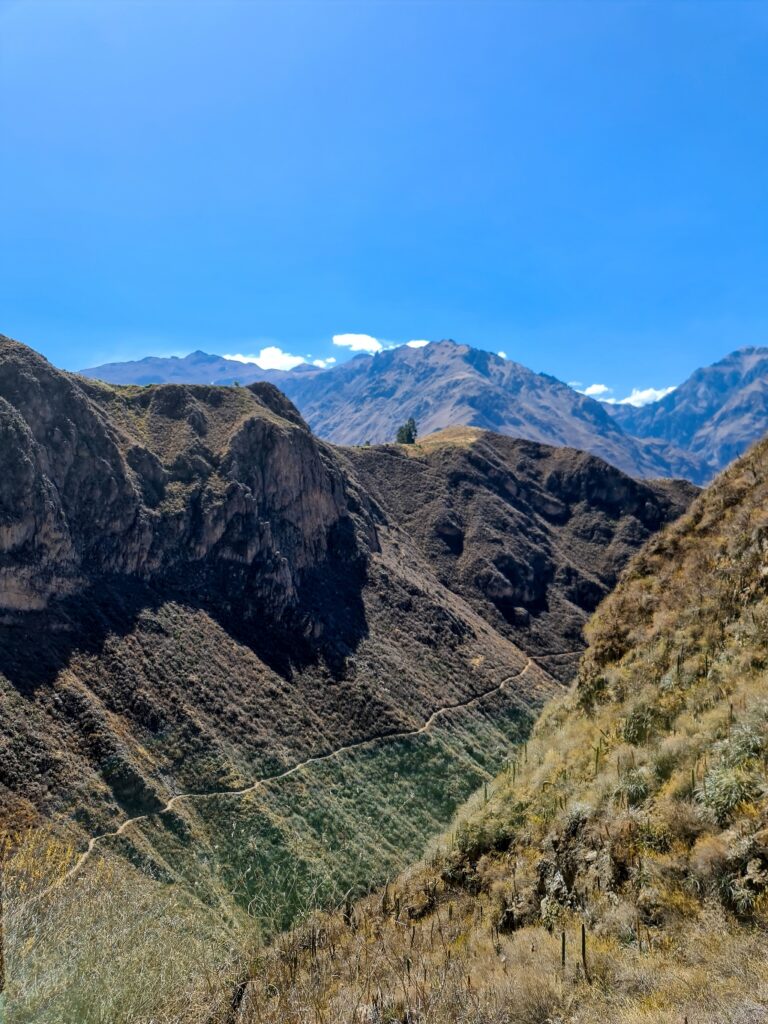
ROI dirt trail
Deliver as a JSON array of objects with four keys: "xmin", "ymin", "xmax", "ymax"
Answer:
[{"xmin": 51, "ymin": 649, "xmax": 582, "ymax": 891}]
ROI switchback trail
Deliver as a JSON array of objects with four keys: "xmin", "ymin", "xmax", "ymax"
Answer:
[{"xmin": 49, "ymin": 648, "xmax": 582, "ymax": 893}]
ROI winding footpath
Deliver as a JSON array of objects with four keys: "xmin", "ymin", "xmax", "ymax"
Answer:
[{"xmin": 48, "ymin": 649, "xmax": 582, "ymax": 894}]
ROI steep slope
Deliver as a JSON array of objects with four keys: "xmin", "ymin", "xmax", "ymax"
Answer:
[
  {"xmin": 242, "ymin": 435, "xmax": 768, "ymax": 1024},
  {"xmin": 0, "ymin": 335, "xmax": 696, "ymax": 1022},
  {"xmin": 345, "ymin": 428, "xmax": 696, "ymax": 677},
  {"xmin": 610, "ymin": 346, "xmax": 768, "ymax": 482},
  {"xmin": 83, "ymin": 340, "xmax": 700, "ymax": 481}
]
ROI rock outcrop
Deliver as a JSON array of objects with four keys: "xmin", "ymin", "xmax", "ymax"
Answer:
[
  {"xmin": 345, "ymin": 428, "xmax": 696, "ymax": 672},
  {"xmin": 0, "ymin": 335, "xmax": 694, "ymax": 852},
  {"xmin": 0, "ymin": 338, "xmax": 362, "ymax": 627}
]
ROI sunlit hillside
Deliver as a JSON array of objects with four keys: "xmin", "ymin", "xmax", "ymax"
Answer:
[{"xmin": 239, "ymin": 436, "xmax": 768, "ymax": 1024}]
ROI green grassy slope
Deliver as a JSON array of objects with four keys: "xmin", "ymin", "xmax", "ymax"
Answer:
[
  {"xmin": 238, "ymin": 437, "xmax": 768, "ymax": 1024},
  {"xmin": 5, "ymin": 683, "xmax": 536, "ymax": 1022}
]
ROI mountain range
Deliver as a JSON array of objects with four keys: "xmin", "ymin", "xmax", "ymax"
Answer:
[
  {"xmin": 82, "ymin": 341, "xmax": 768, "ymax": 484},
  {"xmin": 8, "ymin": 322, "xmax": 765, "ymax": 1020},
  {"xmin": 1, "ymin": 333, "xmax": 693, "ymax": 827},
  {"xmin": 1, "ymin": 334, "xmax": 695, "ymax": 1019},
  {"xmin": 243, "ymin": 402, "xmax": 768, "ymax": 1024}
]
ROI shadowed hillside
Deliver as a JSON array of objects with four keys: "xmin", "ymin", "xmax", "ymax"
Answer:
[
  {"xmin": 0, "ymin": 334, "xmax": 696, "ymax": 1022},
  {"xmin": 345, "ymin": 428, "xmax": 695, "ymax": 674},
  {"xmin": 236, "ymin": 434, "xmax": 768, "ymax": 1024}
]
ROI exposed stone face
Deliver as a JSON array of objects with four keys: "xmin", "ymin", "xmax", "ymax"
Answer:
[
  {"xmin": 0, "ymin": 335, "xmax": 696, "ymax": 841},
  {"xmin": 0, "ymin": 396, "xmax": 77, "ymax": 609},
  {"xmin": 0, "ymin": 336, "xmax": 362, "ymax": 618},
  {"xmin": 345, "ymin": 432, "xmax": 697, "ymax": 670}
]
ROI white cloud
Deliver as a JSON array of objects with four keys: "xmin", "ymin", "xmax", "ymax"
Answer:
[
  {"xmin": 498, "ymin": 350, "xmax": 507, "ymax": 359},
  {"xmin": 570, "ymin": 379, "xmax": 677, "ymax": 407},
  {"xmin": 222, "ymin": 352, "xmax": 262, "ymax": 364},
  {"xmin": 223, "ymin": 346, "xmax": 306, "ymax": 371},
  {"xmin": 331, "ymin": 334, "xmax": 435, "ymax": 353},
  {"xmin": 614, "ymin": 385, "xmax": 676, "ymax": 407},
  {"xmin": 332, "ymin": 333, "xmax": 383, "ymax": 354},
  {"xmin": 579, "ymin": 383, "xmax": 613, "ymax": 398},
  {"xmin": 312, "ymin": 357, "xmax": 337, "ymax": 368}
]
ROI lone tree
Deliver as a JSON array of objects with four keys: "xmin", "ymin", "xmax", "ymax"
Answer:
[{"xmin": 396, "ymin": 417, "xmax": 418, "ymax": 444}]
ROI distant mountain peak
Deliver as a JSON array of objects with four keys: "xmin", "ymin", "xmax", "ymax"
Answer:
[
  {"xmin": 609, "ymin": 346, "xmax": 768, "ymax": 476},
  {"xmin": 79, "ymin": 340, "xmax": 768, "ymax": 484}
]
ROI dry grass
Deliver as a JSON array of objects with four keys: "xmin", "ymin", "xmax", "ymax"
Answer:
[
  {"xmin": 2, "ymin": 824, "xmax": 248, "ymax": 1024},
  {"xmin": 238, "ymin": 891, "xmax": 768, "ymax": 1024},
  {"xmin": 402, "ymin": 426, "xmax": 484, "ymax": 455},
  {"xmin": 233, "ymin": 439, "xmax": 768, "ymax": 1023},
  {"xmin": 80, "ymin": 374, "xmax": 287, "ymax": 463}
]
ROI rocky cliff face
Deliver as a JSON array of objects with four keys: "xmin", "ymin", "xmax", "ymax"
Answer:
[
  {"xmin": 0, "ymin": 335, "xmax": 694, "ymax": 854},
  {"xmin": 0, "ymin": 338, "xmax": 361, "ymax": 628},
  {"xmin": 345, "ymin": 428, "xmax": 697, "ymax": 674}
]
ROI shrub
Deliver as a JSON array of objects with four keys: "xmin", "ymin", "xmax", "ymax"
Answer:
[
  {"xmin": 721, "ymin": 875, "xmax": 760, "ymax": 916},
  {"xmin": 395, "ymin": 417, "xmax": 418, "ymax": 444},
  {"xmin": 657, "ymin": 796, "xmax": 712, "ymax": 845},
  {"xmin": 623, "ymin": 702, "xmax": 659, "ymax": 745},
  {"xmin": 725, "ymin": 722, "xmax": 766, "ymax": 767},
  {"xmin": 617, "ymin": 767, "xmax": 652, "ymax": 807},
  {"xmin": 690, "ymin": 833, "xmax": 730, "ymax": 883},
  {"xmin": 637, "ymin": 818, "xmax": 672, "ymax": 852},
  {"xmin": 652, "ymin": 735, "xmax": 689, "ymax": 782},
  {"xmin": 700, "ymin": 766, "xmax": 762, "ymax": 824}
]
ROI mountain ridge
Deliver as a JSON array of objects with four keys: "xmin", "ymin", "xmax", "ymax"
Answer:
[
  {"xmin": 235, "ymin": 415, "xmax": 768, "ymax": 1024},
  {"xmin": 81, "ymin": 339, "xmax": 701, "ymax": 481},
  {"xmin": 609, "ymin": 344, "xmax": 768, "ymax": 480},
  {"xmin": 82, "ymin": 339, "xmax": 768, "ymax": 484},
  {"xmin": 0, "ymin": 333, "xmax": 696, "ymax": 1020}
]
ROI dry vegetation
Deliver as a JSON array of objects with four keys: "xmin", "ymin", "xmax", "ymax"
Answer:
[
  {"xmin": 400, "ymin": 426, "xmax": 485, "ymax": 455},
  {"xmin": 1, "ymin": 698, "xmax": 531, "ymax": 1023},
  {"xmin": 2, "ymin": 824, "xmax": 246, "ymax": 1023},
  {"xmin": 233, "ymin": 439, "xmax": 768, "ymax": 1023},
  {"xmin": 238, "ymin": 890, "xmax": 768, "ymax": 1024}
]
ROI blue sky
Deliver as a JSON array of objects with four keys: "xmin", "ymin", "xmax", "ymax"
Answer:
[{"xmin": 2, "ymin": 0, "xmax": 767, "ymax": 402}]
